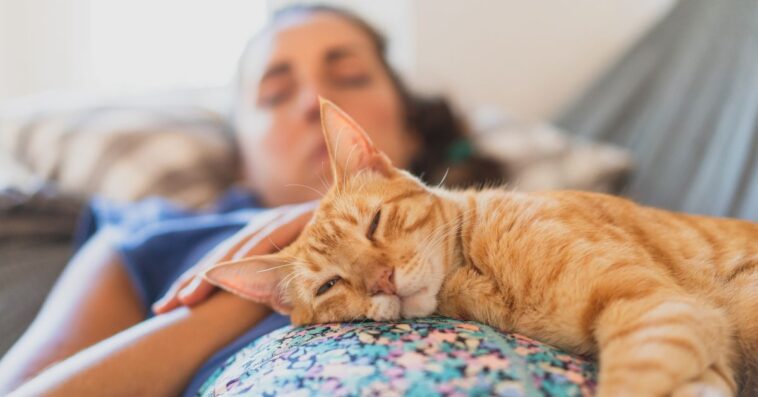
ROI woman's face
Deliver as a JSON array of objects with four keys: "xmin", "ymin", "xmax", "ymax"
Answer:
[{"xmin": 234, "ymin": 12, "xmax": 419, "ymax": 207}]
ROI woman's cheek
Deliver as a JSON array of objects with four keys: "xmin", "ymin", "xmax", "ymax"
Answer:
[{"xmin": 354, "ymin": 95, "xmax": 413, "ymax": 166}]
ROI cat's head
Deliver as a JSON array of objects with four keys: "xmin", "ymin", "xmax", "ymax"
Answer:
[{"xmin": 204, "ymin": 99, "xmax": 453, "ymax": 325}]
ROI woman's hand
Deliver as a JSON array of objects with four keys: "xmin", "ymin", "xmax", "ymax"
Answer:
[{"xmin": 152, "ymin": 201, "xmax": 317, "ymax": 315}]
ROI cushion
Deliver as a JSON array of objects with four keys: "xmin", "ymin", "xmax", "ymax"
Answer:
[
  {"xmin": 469, "ymin": 109, "xmax": 632, "ymax": 194},
  {"xmin": 0, "ymin": 89, "xmax": 237, "ymax": 209},
  {"xmin": 199, "ymin": 317, "xmax": 597, "ymax": 397}
]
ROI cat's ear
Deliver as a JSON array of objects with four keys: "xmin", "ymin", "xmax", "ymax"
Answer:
[
  {"xmin": 203, "ymin": 254, "xmax": 293, "ymax": 314},
  {"xmin": 319, "ymin": 97, "xmax": 396, "ymax": 183}
]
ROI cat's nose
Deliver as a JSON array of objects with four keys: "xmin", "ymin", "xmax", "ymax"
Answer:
[{"xmin": 369, "ymin": 267, "xmax": 396, "ymax": 296}]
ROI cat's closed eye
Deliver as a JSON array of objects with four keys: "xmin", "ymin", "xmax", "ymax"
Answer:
[
  {"xmin": 316, "ymin": 276, "xmax": 341, "ymax": 296},
  {"xmin": 367, "ymin": 208, "xmax": 381, "ymax": 240}
]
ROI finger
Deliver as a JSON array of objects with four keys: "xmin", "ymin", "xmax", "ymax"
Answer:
[
  {"xmin": 153, "ymin": 292, "xmax": 183, "ymax": 314},
  {"xmin": 177, "ymin": 278, "xmax": 216, "ymax": 307},
  {"xmin": 154, "ymin": 202, "xmax": 317, "ymax": 313},
  {"xmin": 234, "ymin": 203, "xmax": 316, "ymax": 259},
  {"xmin": 152, "ymin": 295, "xmax": 179, "ymax": 315},
  {"xmin": 152, "ymin": 275, "xmax": 194, "ymax": 314}
]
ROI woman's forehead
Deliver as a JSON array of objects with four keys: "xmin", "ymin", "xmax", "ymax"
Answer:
[{"xmin": 246, "ymin": 13, "xmax": 377, "ymax": 75}]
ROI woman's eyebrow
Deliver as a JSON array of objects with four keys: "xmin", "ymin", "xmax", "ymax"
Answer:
[
  {"xmin": 261, "ymin": 62, "xmax": 291, "ymax": 82},
  {"xmin": 325, "ymin": 46, "xmax": 362, "ymax": 63}
]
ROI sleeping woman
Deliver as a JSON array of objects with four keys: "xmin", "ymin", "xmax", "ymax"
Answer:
[{"xmin": 0, "ymin": 5, "xmax": 503, "ymax": 396}]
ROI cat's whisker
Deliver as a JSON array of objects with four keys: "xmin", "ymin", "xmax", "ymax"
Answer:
[
  {"xmin": 436, "ymin": 167, "xmax": 450, "ymax": 188},
  {"xmin": 345, "ymin": 170, "xmax": 374, "ymax": 199},
  {"xmin": 284, "ymin": 183, "xmax": 326, "ymax": 198},
  {"xmin": 281, "ymin": 274, "xmax": 297, "ymax": 291},
  {"xmin": 265, "ymin": 235, "xmax": 284, "ymax": 253},
  {"xmin": 343, "ymin": 144, "xmax": 360, "ymax": 192},
  {"xmin": 257, "ymin": 263, "xmax": 296, "ymax": 273},
  {"xmin": 409, "ymin": 205, "xmax": 477, "ymax": 291},
  {"xmin": 276, "ymin": 270, "xmax": 302, "ymax": 300},
  {"xmin": 411, "ymin": 206, "xmax": 471, "ymax": 275},
  {"xmin": 403, "ymin": 227, "xmax": 448, "ymax": 279},
  {"xmin": 411, "ymin": 220, "xmax": 449, "ymax": 263},
  {"xmin": 334, "ymin": 126, "xmax": 349, "ymax": 193},
  {"xmin": 418, "ymin": 204, "xmax": 471, "ymax": 249},
  {"xmin": 415, "ymin": 233, "xmax": 448, "ymax": 272},
  {"xmin": 319, "ymin": 161, "xmax": 332, "ymax": 192},
  {"xmin": 353, "ymin": 169, "xmax": 371, "ymax": 194}
]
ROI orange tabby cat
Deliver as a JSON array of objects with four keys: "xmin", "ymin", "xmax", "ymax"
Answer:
[{"xmin": 206, "ymin": 99, "xmax": 757, "ymax": 397}]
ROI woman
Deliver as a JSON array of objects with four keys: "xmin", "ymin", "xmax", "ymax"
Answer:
[{"xmin": 0, "ymin": 5, "xmax": 502, "ymax": 396}]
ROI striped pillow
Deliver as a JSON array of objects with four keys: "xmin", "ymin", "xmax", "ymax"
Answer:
[{"xmin": 2, "ymin": 101, "xmax": 237, "ymax": 208}]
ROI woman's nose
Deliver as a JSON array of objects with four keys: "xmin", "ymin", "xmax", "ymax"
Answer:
[
  {"xmin": 369, "ymin": 266, "xmax": 396, "ymax": 296},
  {"xmin": 297, "ymin": 86, "xmax": 321, "ymax": 124}
]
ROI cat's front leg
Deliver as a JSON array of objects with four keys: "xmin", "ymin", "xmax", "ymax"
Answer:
[
  {"xmin": 436, "ymin": 265, "xmax": 512, "ymax": 329},
  {"xmin": 590, "ymin": 292, "xmax": 737, "ymax": 397}
]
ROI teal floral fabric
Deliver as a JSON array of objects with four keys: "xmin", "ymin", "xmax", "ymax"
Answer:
[{"xmin": 198, "ymin": 317, "xmax": 596, "ymax": 397}]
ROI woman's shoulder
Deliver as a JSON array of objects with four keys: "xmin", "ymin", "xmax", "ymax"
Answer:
[{"xmin": 75, "ymin": 187, "xmax": 263, "ymax": 247}]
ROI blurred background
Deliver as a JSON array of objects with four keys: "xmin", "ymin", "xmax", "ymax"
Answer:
[
  {"xmin": 0, "ymin": 0, "xmax": 675, "ymax": 118},
  {"xmin": 2, "ymin": 0, "xmax": 756, "ymax": 218}
]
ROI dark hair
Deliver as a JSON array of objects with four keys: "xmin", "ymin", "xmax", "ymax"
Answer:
[{"xmin": 239, "ymin": 4, "xmax": 506, "ymax": 188}]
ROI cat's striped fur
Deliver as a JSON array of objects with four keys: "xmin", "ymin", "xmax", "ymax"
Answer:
[{"xmin": 207, "ymin": 99, "xmax": 757, "ymax": 397}]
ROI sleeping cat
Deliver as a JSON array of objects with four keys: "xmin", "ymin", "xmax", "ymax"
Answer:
[{"xmin": 205, "ymin": 99, "xmax": 757, "ymax": 397}]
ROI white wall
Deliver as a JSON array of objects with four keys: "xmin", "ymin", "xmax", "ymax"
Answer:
[
  {"xmin": 272, "ymin": 0, "xmax": 676, "ymax": 119},
  {"xmin": 1, "ymin": 0, "xmax": 677, "ymax": 119},
  {"xmin": 0, "ymin": 0, "xmax": 268, "ymax": 103},
  {"xmin": 411, "ymin": 0, "xmax": 677, "ymax": 120},
  {"xmin": 0, "ymin": 0, "xmax": 93, "ymax": 101}
]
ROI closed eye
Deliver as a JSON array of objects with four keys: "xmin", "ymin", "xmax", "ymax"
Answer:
[
  {"xmin": 316, "ymin": 276, "xmax": 341, "ymax": 297},
  {"xmin": 367, "ymin": 208, "xmax": 381, "ymax": 240}
]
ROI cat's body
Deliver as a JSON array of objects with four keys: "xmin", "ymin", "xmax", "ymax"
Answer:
[
  {"xmin": 207, "ymin": 99, "xmax": 758, "ymax": 397},
  {"xmin": 436, "ymin": 188, "xmax": 757, "ymax": 397}
]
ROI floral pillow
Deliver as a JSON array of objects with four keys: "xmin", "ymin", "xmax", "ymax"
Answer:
[{"xmin": 198, "ymin": 317, "xmax": 596, "ymax": 397}]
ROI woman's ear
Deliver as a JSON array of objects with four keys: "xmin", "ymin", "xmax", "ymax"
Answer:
[
  {"xmin": 319, "ymin": 97, "xmax": 396, "ymax": 183},
  {"xmin": 203, "ymin": 254, "xmax": 293, "ymax": 314}
]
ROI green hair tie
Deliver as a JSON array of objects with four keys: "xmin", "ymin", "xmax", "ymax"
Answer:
[{"xmin": 446, "ymin": 139, "xmax": 473, "ymax": 164}]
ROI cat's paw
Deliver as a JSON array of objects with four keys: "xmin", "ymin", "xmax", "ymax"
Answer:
[
  {"xmin": 670, "ymin": 366, "xmax": 735, "ymax": 397},
  {"xmin": 368, "ymin": 294, "xmax": 401, "ymax": 321},
  {"xmin": 401, "ymin": 288, "xmax": 437, "ymax": 318},
  {"xmin": 670, "ymin": 383, "xmax": 731, "ymax": 397}
]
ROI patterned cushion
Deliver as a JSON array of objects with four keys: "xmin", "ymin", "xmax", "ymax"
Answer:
[{"xmin": 198, "ymin": 317, "xmax": 597, "ymax": 397}]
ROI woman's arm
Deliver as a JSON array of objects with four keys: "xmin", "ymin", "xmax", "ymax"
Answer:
[
  {"xmin": 0, "ymin": 229, "xmax": 145, "ymax": 393},
  {"xmin": 153, "ymin": 201, "xmax": 316, "ymax": 314},
  {"xmin": 10, "ymin": 291, "xmax": 271, "ymax": 397},
  {"xmin": 1, "ymin": 203, "xmax": 312, "ymax": 396}
]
